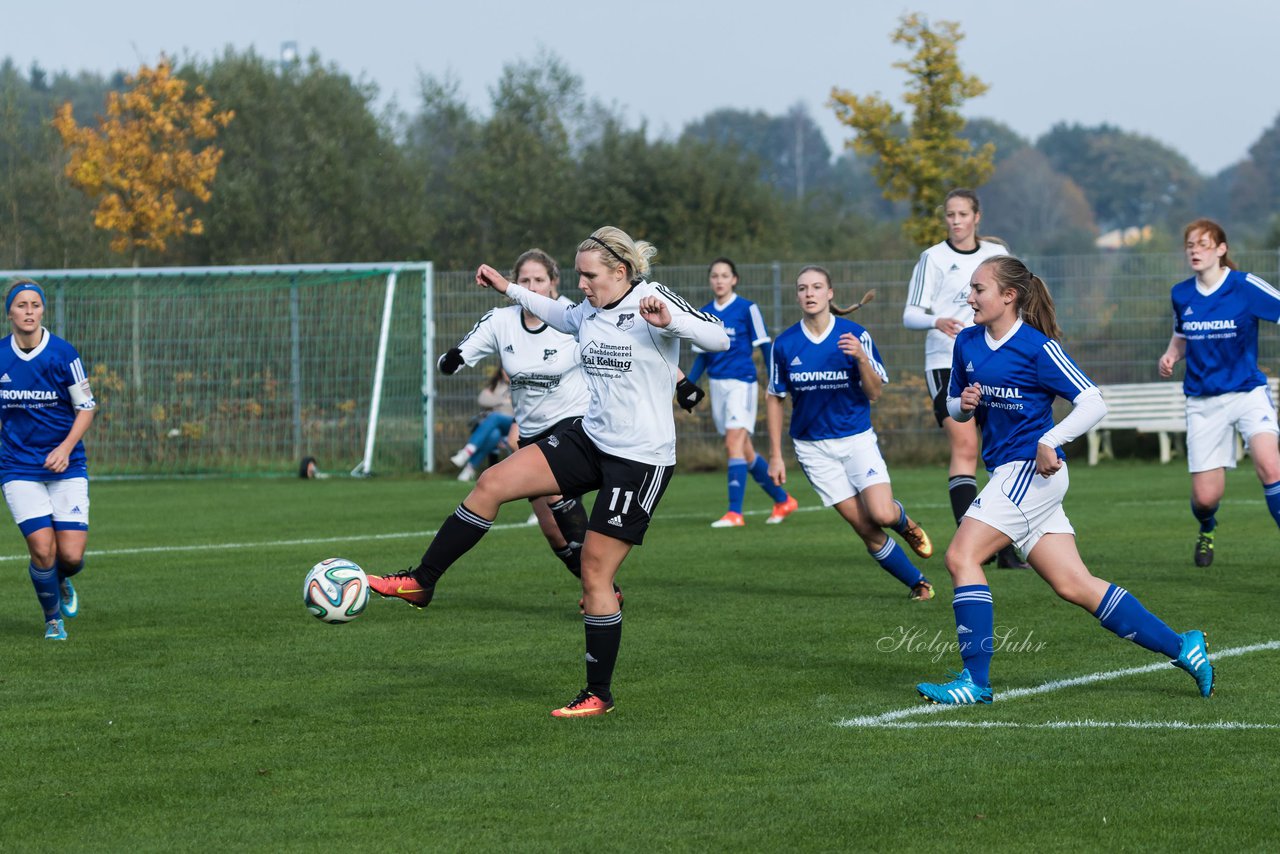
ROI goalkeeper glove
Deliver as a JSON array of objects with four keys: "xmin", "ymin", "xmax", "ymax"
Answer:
[
  {"xmin": 438, "ymin": 348, "xmax": 465, "ymax": 375},
  {"xmin": 675, "ymin": 377, "xmax": 705, "ymax": 412}
]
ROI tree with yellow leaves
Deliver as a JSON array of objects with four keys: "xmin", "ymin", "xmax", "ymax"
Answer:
[
  {"xmin": 52, "ymin": 58, "xmax": 233, "ymax": 265},
  {"xmin": 53, "ymin": 60, "xmax": 232, "ymax": 394},
  {"xmin": 830, "ymin": 14, "xmax": 994, "ymax": 246}
]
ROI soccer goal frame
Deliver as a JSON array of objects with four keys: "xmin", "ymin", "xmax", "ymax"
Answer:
[{"xmin": 0, "ymin": 261, "xmax": 436, "ymax": 478}]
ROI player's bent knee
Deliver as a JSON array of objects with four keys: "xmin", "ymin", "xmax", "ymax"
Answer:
[{"xmin": 943, "ymin": 546, "xmax": 980, "ymax": 578}]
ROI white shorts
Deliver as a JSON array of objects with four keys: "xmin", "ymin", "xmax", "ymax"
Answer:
[
  {"xmin": 964, "ymin": 460, "xmax": 1074, "ymax": 555},
  {"xmin": 710, "ymin": 378, "xmax": 758, "ymax": 435},
  {"xmin": 3, "ymin": 477, "xmax": 90, "ymax": 537},
  {"xmin": 1186, "ymin": 386, "xmax": 1280, "ymax": 473},
  {"xmin": 793, "ymin": 429, "xmax": 891, "ymax": 507}
]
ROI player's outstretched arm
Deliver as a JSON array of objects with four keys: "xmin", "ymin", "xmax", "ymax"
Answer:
[{"xmin": 475, "ymin": 264, "xmax": 511, "ymax": 294}]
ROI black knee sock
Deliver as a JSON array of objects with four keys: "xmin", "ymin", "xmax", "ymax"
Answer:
[
  {"xmin": 584, "ymin": 612, "xmax": 622, "ymax": 701},
  {"xmin": 549, "ymin": 497, "xmax": 589, "ymax": 547},
  {"xmin": 1191, "ymin": 501, "xmax": 1219, "ymax": 533},
  {"xmin": 553, "ymin": 544, "xmax": 582, "ymax": 577},
  {"xmin": 412, "ymin": 503, "xmax": 493, "ymax": 586},
  {"xmin": 56, "ymin": 558, "xmax": 85, "ymax": 579},
  {"xmin": 948, "ymin": 475, "xmax": 978, "ymax": 526}
]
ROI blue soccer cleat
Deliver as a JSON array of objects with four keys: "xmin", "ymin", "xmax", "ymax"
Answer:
[
  {"xmin": 60, "ymin": 577, "xmax": 78, "ymax": 619},
  {"xmin": 44, "ymin": 618, "xmax": 67, "ymax": 641},
  {"xmin": 1172, "ymin": 629, "xmax": 1215, "ymax": 697},
  {"xmin": 916, "ymin": 668, "xmax": 993, "ymax": 705}
]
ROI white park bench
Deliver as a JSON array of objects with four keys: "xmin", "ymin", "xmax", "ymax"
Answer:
[{"xmin": 1086, "ymin": 377, "xmax": 1280, "ymax": 465}]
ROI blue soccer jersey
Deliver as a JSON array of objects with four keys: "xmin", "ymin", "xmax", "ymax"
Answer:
[
  {"xmin": 1171, "ymin": 269, "xmax": 1280, "ymax": 398},
  {"xmin": 949, "ymin": 319, "xmax": 1095, "ymax": 470},
  {"xmin": 0, "ymin": 330, "xmax": 96, "ymax": 483},
  {"xmin": 768, "ymin": 316, "xmax": 888, "ymax": 441},
  {"xmin": 695, "ymin": 294, "xmax": 771, "ymax": 382}
]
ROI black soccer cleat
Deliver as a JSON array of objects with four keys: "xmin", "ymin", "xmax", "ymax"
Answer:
[
  {"xmin": 1194, "ymin": 530, "xmax": 1215, "ymax": 568},
  {"xmin": 996, "ymin": 545, "xmax": 1032, "ymax": 569}
]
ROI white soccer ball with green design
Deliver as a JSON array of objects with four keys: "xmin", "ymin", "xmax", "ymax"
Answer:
[{"xmin": 304, "ymin": 558, "xmax": 369, "ymax": 623}]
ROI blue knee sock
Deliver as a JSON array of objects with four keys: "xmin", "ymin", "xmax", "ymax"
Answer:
[
  {"xmin": 748, "ymin": 455, "xmax": 788, "ymax": 503},
  {"xmin": 953, "ymin": 585, "xmax": 994, "ymax": 687},
  {"xmin": 1191, "ymin": 501, "xmax": 1218, "ymax": 534},
  {"xmin": 727, "ymin": 458, "xmax": 748, "ymax": 514},
  {"xmin": 29, "ymin": 562, "xmax": 61, "ymax": 620},
  {"xmin": 1264, "ymin": 480, "xmax": 1280, "ymax": 530},
  {"xmin": 1095, "ymin": 584, "xmax": 1181, "ymax": 658},
  {"xmin": 869, "ymin": 539, "xmax": 924, "ymax": 588},
  {"xmin": 888, "ymin": 500, "xmax": 909, "ymax": 535}
]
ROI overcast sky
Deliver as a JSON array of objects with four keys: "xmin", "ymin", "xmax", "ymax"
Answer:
[{"xmin": 8, "ymin": 0, "xmax": 1278, "ymax": 175}]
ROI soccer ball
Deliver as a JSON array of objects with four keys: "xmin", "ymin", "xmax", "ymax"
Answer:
[{"xmin": 303, "ymin": 558, "xmax": 369, "ymax": 624}]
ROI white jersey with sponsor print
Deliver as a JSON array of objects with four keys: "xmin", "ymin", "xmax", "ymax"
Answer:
[
  {"xmin": 453, "ymin": 299, "xmax": 590, "ymax": 438},
  {"xmin": 504, "ymin": 280, "xmax": 729, "ymax": 465},
  {"xmin": 905, "ymin": 239, "xmax": 1008, "ymax": 370}
]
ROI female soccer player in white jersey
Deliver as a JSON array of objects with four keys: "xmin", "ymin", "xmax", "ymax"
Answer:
[
  {"xmin": 369, "ymin": 227, "xmax": 729, "ymax": 717},
  {"xmin": 903, "ymin": 189, "xmax": 1027, "ymax": 569},
  {"xmin": 765, "ymin": 266, "xmax": 936, "ymax": 601},
  {"xmin": 686, "ymin": 257, "xmax": 797, "ymax": 528},
  {"xmin": 916, "ymin": 256, "xmax": 1214, "ymax": 705},
  {"xmin": 434, "ymin": 248, "xmax": 599, "ymax": 592},
  {"xmin": 1158, "ymin": 219, "xmax": 1280, "ymax": 567},
  {"xmin": 0, "ymin": 280, "xmax": 96, "ymax": 641}
]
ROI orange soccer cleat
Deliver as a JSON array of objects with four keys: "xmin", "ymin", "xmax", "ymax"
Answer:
[
  {"xmin": 766, "ymin": 495, "xmax": 799, "ymax": 524},
  {"xmin": 900, "ymin": 517, "xmax": 933, "ymax": 559},
  {"xmin": 710, "ymin": 511, "xmax": 745, "ymax": 528},
  {"xmin": 366, "ymin": 569, "xmax": 435, "ymax": 608},
  {"xmin": 550, "ymin": 690, "xmax": 615, "ymax": 718}
]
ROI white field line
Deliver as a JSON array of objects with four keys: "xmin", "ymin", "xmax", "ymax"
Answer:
[
  {"xmin": 858, "ymin": 719, "xmax": 1280, "ymax": 730},
  {"xmin": 0, "ymin": 503, "xmax": 833, "ymax": 563},
  {"xmin": 839, "ymin": 640, "xmax": 1280, "ymax": 728},
  {"xmin": 12, "ymin": 488, "xmax": 1262, "ymax": 564}
]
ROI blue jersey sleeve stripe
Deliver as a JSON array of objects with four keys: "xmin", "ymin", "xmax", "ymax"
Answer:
[
  {"xmin": 1245, "ymin": 273, "xmax": 1280, "ymax": 300},
  {"xmin": 861, "ymin": 331, "xmax": 889, "ymax": 383},
  {"xmin": 1245, "ymin": 274, "xmax": 1280, "ymax": 321},
  {"xmin": 1043, "ymin": 340, "xmax": 1094, "ymax": 392},
  {"xmin": 748, "ymin": 303, "xmax": 770, "ymax": 343},
  {"xmin": 70, "ymin": 358, "xmax": 86, "ymax": 384},
  {"xmin": 767, "ymin": 344, "xmax": 786, "ymax": 396}
]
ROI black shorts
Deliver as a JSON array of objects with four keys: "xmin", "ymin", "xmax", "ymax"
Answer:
[
  {"xmin": 516, "ymin": 416, "xmax": 581, "ymax": 449},
  {"xmin": 927, "ymin": 368, "xmax": 951, "ymax": 427},
  {"xmin": 536, "ymin": 419, "xmax": 674, "ymax": 545}
]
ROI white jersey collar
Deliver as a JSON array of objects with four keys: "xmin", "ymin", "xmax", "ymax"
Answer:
[
  {"xmin": 984, "ymin": 317, "xmax": 1023, "ymax": 351},
  {"xmin": 714, "ymin": 292, "xmax": 738, "ymax": 310},
  {"xmin": 1195, "ymin": 267, "xmax": 1230, "ymax": 296},
  {"xmin": 11, "ymin": 327, "xmax": 50, "ymax": 361},
  {"xmin": 801, "ymin": 315, "xmax": 836, "ymax": 344}
]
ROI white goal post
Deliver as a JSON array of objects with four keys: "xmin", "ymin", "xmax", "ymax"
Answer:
[{"xmin": 0, "ymin": 261, "xmax": 435, "ymax": 478}]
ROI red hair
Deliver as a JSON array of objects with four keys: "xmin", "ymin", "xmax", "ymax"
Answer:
[{"xmin": 1183, "ymin": 218, "xmax": 1236, "ymax": 271}]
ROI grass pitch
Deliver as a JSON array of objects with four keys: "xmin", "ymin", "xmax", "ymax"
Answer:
[{"xmin": 1, "ymin": 462, "xmax": 1277, "ymax": 851}]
